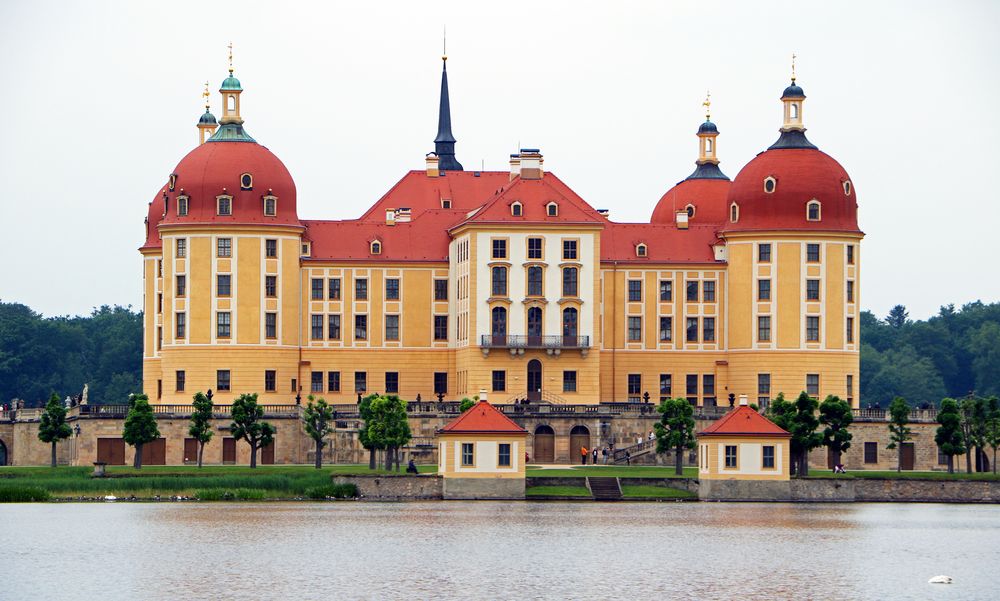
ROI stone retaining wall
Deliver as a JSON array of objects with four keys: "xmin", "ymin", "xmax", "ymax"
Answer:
[
  {"xmin": 332, "ymin": 474, "xmax": 443, "ymax": 500},
  {"xmin": 701, "ymin": 478, "xmax": 1000, "ymax": 503}
]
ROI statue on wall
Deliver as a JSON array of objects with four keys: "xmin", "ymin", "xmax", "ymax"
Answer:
[{"xmin": 81, "ymin": 384, "xmax": 89, "ymax": 406}]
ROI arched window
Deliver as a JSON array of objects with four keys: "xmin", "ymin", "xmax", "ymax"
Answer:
[
  {"xmin": 764, "ymin": 177, "xmax": 776, "ymax": 194},
  {"xmin": 705, "ymin": 138, "xmax": 713, "ymax": 153},
  {"xmin": 686, "ymin": 204, "xmax": 696, "ymax": 219},
  {"xmin": 562, "ymin": 267, "xmax": 578, "ymax": 297},
  {"xmin": 370, "ymin": 241, "xmax": 382, "ymax": 254},
  {"xmin": 807, "ymin": 200, "xmax": 821, "ymax": 221},
  {"xmin": 546, "ymin": 202, "xmax": 558, "ymax": 217},
  {"xmin": 791, "ymin": 103, "xmax": 799, "ymax": 119},
  {"xmin": 635, "ymin": 243, "xmax": 647, "ymax": 257},
  {"xmin": 527, "ymin": 306, "xmax": 543, "ymax": 339},
  {"xmin": 491, "ymin": 266, "xmax": 508, "ymax": 296},
  {"xmin": 562, "ymin": 307, "xmax": 578, "ymax": 339},
  {"xmin": 511, "ymin": 202, "xmax": 523, "ymax": 217},
  {"xmin": 527, "ymin": 266, "xmax": 543, "ymax": 296},
  {"xmin": 491, "ymin": 306, "xmax": 507, "ymax": 339},
  {"xmin": 227, "ymin": 95, "xmax": 236, "ymax": 111},
  {"xmin": 730, "ymin": 202, "xmax": 739, "ymax": 223}
]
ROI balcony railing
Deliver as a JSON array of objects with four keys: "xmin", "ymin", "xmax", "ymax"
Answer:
[{"xmin": 479, "ymin": 334, "xmax": 591, "ymax": 350}]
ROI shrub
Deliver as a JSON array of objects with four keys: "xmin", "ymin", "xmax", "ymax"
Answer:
[
  {"xmin": 304, "ymin": 483, "xmax": 357, "ymax": 499},
  {"xmin": 0, "ymin": 486, "xmax": 51, "ymax": 502},
  {"xmin": 196, "ymin": 488, "xmax": 268, "ymax": 501}
]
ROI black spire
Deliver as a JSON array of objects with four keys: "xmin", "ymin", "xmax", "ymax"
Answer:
[{"xmin": 434, "ymin": 58, "xmax": 463, "ymax": 171}]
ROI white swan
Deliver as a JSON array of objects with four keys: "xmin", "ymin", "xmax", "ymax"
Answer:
[{"xmin": 928, "ymin": 575, "xmax": 953, "ymax": 584}]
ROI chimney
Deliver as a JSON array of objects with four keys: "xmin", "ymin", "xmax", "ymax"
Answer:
[
  {"xmin": 675, "ymin": 210, "xmax": 689, "ymax": 230},
  {"xmin": 739, "ymin": 394, "xmax": 749, "ymax": 407},
  {"xmin": 509, "ymin": 153, "xmax": 521, "ymax": 181},
  {"xmin": 385, "ymin": 209, "xmax": 395, "ymax": 226},
  {"xmin": 479, "ymin": 388, "xmax": 488, "ymax": 403},
  {"xmin": 519, "ymin": 148, "xmax": 543, "ymax": 180},
  {"xmin": 425, "ymin": 153, "xmax": 440, "ymax": 177}
]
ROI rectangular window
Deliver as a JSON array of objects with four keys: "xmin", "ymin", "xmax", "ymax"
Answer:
[
  {"xmin": 703, "ymin": 281, "xmax": 716, "ymax": 302},
  {"xmin": 216, "ymin": 312, "xmax": 231, "ymax": 338},
  {"xmin": 461, "ymin": 442, "xmax": 474, "ymax": 466},
  {"xmin": 758, "ymin": 373, "xmax": 771, "ymax": 405},
  {"xmin": 217, "ymin": 369, "xmax": 231, "ymax": 391},
  {"xmin": 686, "ymin": 374, "xmax": 698, "ymax": 397},
  {"xmin": 758, "ymin": 279, "xmax": 771, "ymax": 301},
  {"xmin": 311, "ymin": 278, "xmax": 323, "ymax": 300},
  {"xmin": 217, "ymin": 238, "xmax": 232, "ymax": 257},
  {"xmin": 563, "ymin": 370, "xmax": 577, "ymax": 393},
  {"xmin": 385, "ymin": 315, "xmax": 400, "ymax": 341},
  {"xmin": 686, "ymin": 317, "xmax": 698, "ymax": 342},
  {"xmin": 158, "ymin": 293, "xmax": 162, "ymax": 314},
  {"xmin": 807, "ymin": 243, "xmax": 820, "ymax": 262},
  {"xmin": 491, "ymin": 266, "xmax": 508, "ymax": 296},
  {"xmin": 759, "ymin": 243, "xmax": 772, "ymax": 262},
  {"xmin": 385, "ymin": 278, "xmax": 400, "ymax": 300},
  {"xmin": 527, "ymin": 266, "xmax": 543, "ymax": 296},
  {"xmin": 176, "ymin": 238, "xmax": 187, "ymax": 258},
  {"xmin": 806, "ymin": 316, "xmax": 820, "ymax": 342},
  {"xmin": 291, "ymin": 378, "xmax": 297, "ymax": 393},
  {"xmin": 433, "ymin": 315, "xmax": 448, "ymax": 341},
  {"xmin": 175, "ymin": 312, "xmax": 186, "ymax": 338},
  {"xmin": 265, "ymin": 312, "xmax": 277, "ymax": 339},
  {"xmin": 806, "ymin": 373, "xmax": 820, "ymax": 397},
  {"xmin": 434, "ymin": 279, "xmax": 448, "ymax": 301},
  {"xmin": 659, "ymin": 317, "xmax": 672, "ymax": 342},
  {"xmin": 686, "ymin": 281, "xmax": 699, "ymax": 302},
  {"xmin": 725, "ymin": 445, "xmax": 737, "ymax": 468},
  {"xmin": 527, "ymin": 237, "xmax": 543, "ymax": 259},
  {"xmin": 328, "ymin": 314, "xmax": 341, "ymax": 340},
  {"xmin": 355, "ymin": 278, "xmax": 368, "ymax": 300},
  {"xmin": 176, "ymin": 275, "xmax": 186, "ymax": 297},
  {"xmin": 328, "ymin": 371, "xmax": 340, "ymax": 392},
  {"xmin": 265, "ymin": 239, "xmax": 277, "ymax": 258},
  {"xmin": 311, "ymin": 315, "xmax": 324, "ymax": 340},
  {"xmin": 758, "ymin": 316, "xmax": 771, "ymax": 341},
  {"xmin": 628, "ymin": 280, "xmax": 642, "ymax": 302},
  {"xmin": 847, "ymin": 317, "xmax": 855, "ymax": 343},
  {"xmin": 703, "ymin": 317, "xmax": 715, "ymax": 342},
  {"xmin": 328, "ymin": 278, "xmax": 341, "ymax": 300},
  {"xmin": 627, "ymin": 374, "xmax": 641, "ymax": 396},
  {"xmin": 355, "ymin": 315, "xmax": 368, "ymax": 340},
  {"xmin": 762, "ymin": 446, "xmax": 775, "ymax": 469},
  {"xmin": 217, "ymin": 197, "xmax": 232, "ymax": 216},
  {"xmin": 354, "ymin": 371, "xmax": 367, "ymax": 393},
  {"xmin": 562, "ymin": 239, "xmax": 578, "ymax": 260},
  {"xmin": 311, "ymin": 371, "xmax": 323, "ymax": 393},
  {"xmin": 265, "ymin": 275, "xmax": 277, "ymax": 297},
  {"xmin": 434, "ymin": 372, "xmax": 448, "ymax": 395},
  {"xmin": 659, "ymin": 280, "xmax": 672, "ymax": 301},
  {"xmin": 498, "ymin": 443, "xmax": 511, "ymax": 467},
  {"xmin": 659, "ymin": 374, "xmax": 672, "ymax": 399},
  {"xmin": 627, "ymin": 316, "xmax": 642, "ymax": 341},
  {"xmin": 264, "ymin": 196, "xmax": 276, "ymax": 216},
  {"xmin": 217, "ymin": 274, "xmax": 231, "ymax": 297},
  {"xmin": 157, "ymin": 326, "xmax": 162, "ymax": 351},
  {"xmin": 177, "ymin": 197, "xmax": 188, "ymax": 216},
  {"xmin": 864, "ymin": 441, "xmax": 877, "ymax": 464},
  {"xmin": 938, "ymin": 447, "xmax": 949, "ymax": 466},
  {"xmin": 492, "ymin": 370, "xmax": 506, "ymax": 392},
  {"xmin": 847, "ymin": 280, "xmax": 855, "ymax": 303},
  {"xmin": 492, "ymin": 239, "xmax": 507, "ymax": 260},
  {"xmin": 847, "ymin": 244, "xmax": 855, "ymax": 264},
  {"xmin": 176, "ymin": 370, "xmax": 185, "ymax": 392},
  {"xmin": 806, "ymin": 279, "xmax": 820, "ymax": 301},
  {"xmin": 847, "ymin": 374, "xmax": 854, "ymax": 398},
  {"xmin": 385, "ymin": 372, "xmax": 399, "ymax": 394},
  {"xmin": 264, "ymin": 370, "xmax": 276, "ymax": 392},
  {"xmin": 562, "ymin": 267, "xmax": 578, "ymax": 297}
]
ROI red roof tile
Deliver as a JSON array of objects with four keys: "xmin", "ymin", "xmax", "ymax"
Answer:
[
  {"xmin": 698, "ymin": 405, "xmax": 790, "ymax": 437},
  {"xmin": 358, "ymin": 170, "xmax": 511, "ymax": 222},
  {"xmin": 601, "ymin": 223, "xmax": 721, "ymax": 264},
  {"xmin": 438, "ymin": 401, "xmax": 527, "ymax": 434},
  {"xmin": 651, "ymin": 178, "xmax": 732, "ymax": 225},
  {"xmin": 303, "ymin": 209, "xmax": 465, "ymax": 262},
  {"xmin": 450, "ymin": 173, "xmax": 607, "ymax": 229}
]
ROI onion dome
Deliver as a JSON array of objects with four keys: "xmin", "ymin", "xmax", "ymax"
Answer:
[
  {"xmin": 221, "ymin": 74, "xmax": 242, "ymax": 91},
  {"xmin": 697, "ymin": 120, "xmax": 719, "ymax": 135},
  {"xmin": 198, "ymin": 109, "xmax": 217, "ymax": 125}
]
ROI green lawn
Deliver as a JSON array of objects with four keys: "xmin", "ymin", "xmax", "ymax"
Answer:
[
  {"xmin": 808, "ymin": 469, "xmax": 1000, "ymax": 481},
  {"xmin": 620, "ymin": 485, "xmax": 696, "ymax": 499},
  {"xmin": 526, "ymin": 465, "xmax": 697, "ymax": 479},
  {"xmin": 525, "ymin": 485, "xmax": 592, "ymax": 498}
]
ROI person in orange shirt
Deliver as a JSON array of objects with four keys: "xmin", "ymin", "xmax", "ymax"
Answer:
[{"xmin": 581, "ymin": 446, "xmax": 588, "ymax": 465}]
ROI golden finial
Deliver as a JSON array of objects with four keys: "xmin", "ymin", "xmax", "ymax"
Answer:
[
  {"xmin": 228, "ymin": 41, "xmax": 234, "ymax": 74},
  {"xmin": 203, "ymin": 80, "xmax": 210, "ymax": 110},
  {"xmin": 442, "ymin": 26, "xmax": 447, "ymax": 61},
  {"xmin": 791, "ymin": 52, "xmax": 797, "ymax": 83},
  {"xmin": 702, "ymin": 90, "xmax": 711, "ymax": 121}
]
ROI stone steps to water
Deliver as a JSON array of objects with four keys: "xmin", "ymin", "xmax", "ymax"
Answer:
[{"xmin": 587, "ymin": 476, "xmax": 622, "ymax": 500}]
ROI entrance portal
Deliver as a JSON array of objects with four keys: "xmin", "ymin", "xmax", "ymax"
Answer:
[
  {"xmin": 527, "ymin": 359, "xmax": 542, "ymax": 402},
  {"xmin": 569, "ymin": 425, "xmax": 590, "ymax": 464},
  {"xmin": 534, "ymin": 425, "xmax": 554, "ymax": 463},
  {"xmin": 0, "ymin": 439, "xmax": 7, "ymax": 466}
]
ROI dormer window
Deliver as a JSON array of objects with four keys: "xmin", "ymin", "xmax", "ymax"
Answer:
[
  {"xmin": 764, "ymin": 177, "xmax": 777, "ymax": 194},
  {"xmin": 217, "ymin": 195, "xmax": 232, "ymax": 216},
  {"xmin": 177, "ymin": 195, "xmax": 189, "ymax": 216},
  {"xmin": 511, "ymin": 202, "xmax": 523, "ymax": 217},
  {"xmin": 546, "ymin": 202, "xmax": 559, "ymax": 217},
  {"xmin": 263, "ymin": 195, "xmax": 277, "ymax": 217},
  {"xmin": 301, "ymin": 242, "xmax": 311, "ymax": 257},
  {"xmin": 636, "ymin": 243, "xmax": 647, "ymax": 257},
  {"xmin": 685, "ymin": 204, "xmax": 696, "ymax": 219},
  {"xmin": 370, "ymin": 240, "xmax": 382, "ymax": 255},
  {"xmin": 168, "ymin": 174, "xmax": 177, "ymax": 192},
  {"xmin": 807, "ymin": 200, "xmax": 821, "ymax": 221},
  {"xmin": 441, "ymin": 198, "xmax": 452, "ymax": 209},
  {"xmin": 240, "ymin": 173, "xmax": 253, "ymax": 191},
  {"xmin": 843, "ymin": 180, "xmax": 852, "ymax": 196},
  {"xmin": 730, "ymin": 202, "xmax": 739, "ymax": 223}
]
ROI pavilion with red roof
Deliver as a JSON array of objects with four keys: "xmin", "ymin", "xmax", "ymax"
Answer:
[{"xmin": 697, "ymin": 395, "xmax": 791, "ymax": 482}]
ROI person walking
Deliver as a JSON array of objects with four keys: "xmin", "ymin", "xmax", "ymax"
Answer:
[
  {"xmin": 592, "ymin": 447, "xmax": 598, "ymax": 465},
  {"xmin": 625, "ymin": 450, "xmax": 632, "ymax": 466},
  {"xmin": 581, "ymin": 446, "xmax": 588, "ymax": 465}
]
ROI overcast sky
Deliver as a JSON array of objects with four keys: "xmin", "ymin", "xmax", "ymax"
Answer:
[{"xmin": 1, "ymin": 1, "xmax": 998, "ymax": 320}]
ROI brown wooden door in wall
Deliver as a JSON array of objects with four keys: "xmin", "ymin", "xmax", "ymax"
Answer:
[
  {"xmin": 533, "ymin": 425, "xmax": 554, "ymax": 463},
  {"xmin": 141, "ymin": 438, "xmax": 167, "ymax": 465},
  {"xmin": 184, "ymin": 438, "xmax": 199, "ymax": 463},
  {"xmin": 900, "ymin": 442, "xmax": 915, "ymax": 471},
  {"xmin": 260, "ymin": 441, "xmax": 275, "ymax": 465},
  {"xmin": 569, "ymin": 425, "xmax": 590, "ymax": 464},
  {"xmin": 222, "ymin": 438, "xmax": 236, "ymax": 463},
  {"xmin": 97, "ymin": 438, "xmax": 126, "ymax": 465}
]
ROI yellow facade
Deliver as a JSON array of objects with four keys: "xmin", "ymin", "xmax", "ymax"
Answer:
[
  {"xmin": 437, "ymin": 433, "xmax": 527, "ymax": 479},
  {"xmin": 698, "ymin": 435, "xmax": 792, "ymax": 481}
]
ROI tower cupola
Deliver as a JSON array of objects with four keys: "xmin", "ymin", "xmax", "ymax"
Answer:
[
  {"xmin": 209, "ymin": 44, "xmax": 255, "ymax": 143},
  {"xmin": 685, "ymin": 92, "xmax": 729, "ymax": 180},
  {"xmin": 768, "ymin": 55, "xmax": 817, "ymax": 150},
  {"xmin": 433, "ymin": 47, "xmax": 463, "ymax": 172},
  {"xmin": 197, "ymin": 81, "xmax": 218, "ymax": 145}
]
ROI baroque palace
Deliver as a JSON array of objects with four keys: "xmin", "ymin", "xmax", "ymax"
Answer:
[{"xmin": 140, "ymin": 54, "xmax": 862, "ymax": 411}]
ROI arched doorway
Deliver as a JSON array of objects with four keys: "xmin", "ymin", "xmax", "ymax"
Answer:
[
  {"xmin": 491, "ymin": 306, "xmax": 507, "ymax": 345},
  {"xmin": 570, "ymin": 425, "xmax": 590, "ymax": 465},
  {"xmin": 527, "ymin": 359, "xmax": 542, "ymax": 402},
  {"xmin": 527, "ymin": 307, "xmax": 543, "ymax": 346},
  {"xmin": 0, "ymin": 439, "xmax": 7, "ymax": 466},
  {"xmin": 534, "ymin": 425, "xmax": 554, "ymax": 463}
]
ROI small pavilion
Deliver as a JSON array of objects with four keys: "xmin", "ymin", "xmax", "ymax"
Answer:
[{"xmin": 697, "ymin": 394, "xmax": 791, "ymax": 481}]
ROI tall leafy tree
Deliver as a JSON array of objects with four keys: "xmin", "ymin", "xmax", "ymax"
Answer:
[
  {"xmin": 958, "ymin": 396, "xmax": 988, "ymax": 473},
  {"xmin": 886, "ymin": 305, "xmax": 909, "ymax": 329},
  {"xmin": 123, "ymin": 393, "xmax": 160, "ymax": 469},
  {"xmin": 303, "ymin": 395, "xmax": 335, "ymax": 469},
  {"xmin": 37, "ymin": 393, "xmax": 72, "ymax": 467},
  {"xmin": 885, "ymin": 396, "xmax": 913, "ymax": 473},
  {"xmin": 819, "ymin": 395, "xmax": 853, "ymax": 468},
  {"xmin": 772, "ymin": 392, "xmax": 822, "ymax": 477},
  {"xmin": 935, "ymin": 398, "xmax": 966, "ymax": 474},
  {"xmin": 230, "ymin": 393, "xmax": 275, "ymax": 468},
  {"xmin": 654, "ymin": 398, "xmax": 697, "ymax": 475},
  {"xmin": 358, "ymin": 394, "xmax": 382, "ymax": 470},
  {"xmin": 984, "ymin": 397, "xmax": 1000, "ymax": 476},
  {"xmin": 368, "ymin": 395, "xmax": 412, "ymax": 472},
  {"xmin": 188, "ymin": 391, "xmax": 214, "ymax": 468}
]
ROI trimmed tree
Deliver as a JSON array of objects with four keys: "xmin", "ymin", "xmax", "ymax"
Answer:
[
  {"xmin": 123, "ymin": 393, "xmax": 160, "ymax": 469},
  {"xmin": 358, "ymin": 394, "xmax": 382, "ymax": 470},
  {"xmin": 886, "ymin": 396, "xmax": 913, "ymax": 473},
  {"xmin": 984, "ymin": 397, "xmax": 1000, "ymax": 476},
  {"xmin": 959, "ymin": 395, "xmax": 988, "ymax": 473},
  {"xmin": 654, "ymin": 397, "xmax": 697, "ymax": 475},
  {"xmin": 188, "ymin": 391, "xmax": 214, "ymax": 468},
  {"xmin": 303, "ymin": 395, "xmax": 335, "ymax": 469},
  {"xmin": 819, "ymin": 395, "xmax": 853, "ymax": 469},
  {"xmin": 37, "ymin": 393, "xmax": 72, "ymax": 468},
  {"xmin": 230, "ymin": 393, "xmax": 275, "ymax": 468},
  {"xmin": 371, "ymin": 395, "xmax": 412, "ymax": 472},
  {"xmin": 935, "ymin": 398, "xmax": 966, "ymax": 474}
]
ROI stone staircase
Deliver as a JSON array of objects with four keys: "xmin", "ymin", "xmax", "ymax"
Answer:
[{"xmin": 587, "ymin": 476, "xmax": 622, "ymax": 501}]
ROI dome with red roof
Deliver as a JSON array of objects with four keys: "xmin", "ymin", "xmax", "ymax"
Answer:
[
  {"xmin": 141, "ymin": 190, "xmax": 166, "ymax": 250},
  {"xmin": 651, "ymin": 178, "xmax": 731, "ymax": 225}
]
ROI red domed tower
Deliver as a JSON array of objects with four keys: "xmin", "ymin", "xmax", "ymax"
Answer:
[
  {"xmin": 722, "ymin": 69, "xmax": 863, "ymax": 409},
  {"xmin": 141, "ymin": 52, "xmax": 303, "ymax": 405}
]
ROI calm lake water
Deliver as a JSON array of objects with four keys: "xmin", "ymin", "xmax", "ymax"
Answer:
[{"xmin": 2, "ymin": 501, "xmax": 998, "ymax": 600}]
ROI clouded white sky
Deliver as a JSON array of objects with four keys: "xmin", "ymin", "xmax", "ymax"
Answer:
[{"xmin": 1, "ymin": 0, "xmax": 998, "ymax": 320}]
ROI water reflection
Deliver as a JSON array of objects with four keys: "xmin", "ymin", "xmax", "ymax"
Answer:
[{"xmin": 2, "ymin": 502, "xmax": 998, "ymax": 600}]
